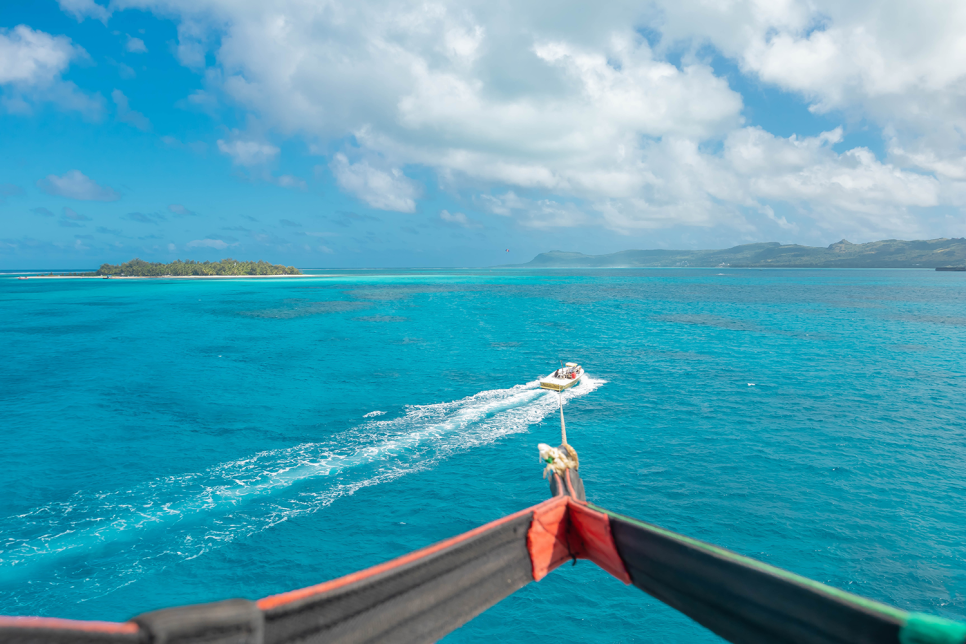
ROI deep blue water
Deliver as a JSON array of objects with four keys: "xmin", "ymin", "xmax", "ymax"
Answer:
[{"xmin": 1, "ymin": 269, "xmax": 964, "ymax": 641}]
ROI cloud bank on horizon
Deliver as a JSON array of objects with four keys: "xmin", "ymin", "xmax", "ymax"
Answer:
[{"xmin": 1, "ymin": 0, "xmax": 965, "ymax": 267}]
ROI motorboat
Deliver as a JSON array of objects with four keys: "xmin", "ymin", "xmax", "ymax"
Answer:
[{"xmin": 540, "ymin": 362, "xmax": 583, "ymax": 391}]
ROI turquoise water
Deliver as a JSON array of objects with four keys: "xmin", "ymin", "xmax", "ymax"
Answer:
[{"xmin": 1, "ymin": 269, "xmax": 964, "ymax": 641}]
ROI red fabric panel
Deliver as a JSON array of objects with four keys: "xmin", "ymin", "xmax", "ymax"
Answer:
[
  {"xmin": 259, "ymin": 496, "xmax": 561, "ymax": 610},
  {"xmin": 568, "ymin": 501, "xmax": 632, "ymax": 584},
  {"xmin": 526, "ymin": 496, "xmax": 573, "ymax": 581},
  {"xmin": 564, "ymin": 471, "xmax": 578, "ymax": 498},
  {"xmin": 0, "ymin": 616, "xmax": 138, "ymax": 634},
  {"xmin": 526, "ymin": 494, "xmax": 631, "ymax": 585}
]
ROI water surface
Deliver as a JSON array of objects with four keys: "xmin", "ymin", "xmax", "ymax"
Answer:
[{"xmin": 1, "ymin": 268, "xmax": 964, "ymax": 641}]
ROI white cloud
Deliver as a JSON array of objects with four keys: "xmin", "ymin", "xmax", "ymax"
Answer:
[
  {"xmin": 478, "ymin": 191, "xmax": 524, "ymax": 216},
  {"xmin": 112, "ymin": 89, "xmax": 151, "ymax": 131},
  {"xmin": 656, "ymin": 1, "xmax": 966, "ymax": 192},
  {"xmin": 761, "ymin": 206, "xmax": 798, "ymax": 233},
  {"xmin": 37, "ymin": 170, "xmax": 121, "ymax": 201},
  {"xmin": 330, "ymin": 153, "xmax": 418, "ymax": 212},
  {"xmin": 439, "ymin": 210, "xmax": 480, "ymax": 228},
  {"xmin": 275, "ymin": 174, "xmax": 306, "ymax": 190},
  {"xmin": 479, "ymin": 192, "xmax": 590, "ymax": 229},
  {"xmin": 178, "ymin": 88, "xmax": 218, "ymax": 113},
  {"xmin": 174, "ymin": 20, "xmax": 207, "ymax": 69},
  {"xmin": 724, "ymin": 127, "xmax": 939, "ymax": 215},
  {"xmin": 0, "ymin": 25, "xmax": 102, "ymax": 116},
  {"xmin": 659, "ymin": 0, "xmax": 966, "ymax": 122},
  {"xmin": 109, "ymin": 0, "xmax": 966, "ymax": 240},
  {"xmin": 217, "ymin": 138, "xmax": 280, "ymax": 166},
  {"xmin": 57, "ymin": 0, "xmax": 111, "ymax": 23},
  {"xmin": 125, "ymin": 36, "xmax": 147, "ymax": 53},
  {"xmin": 0, "ymin": 26, "xmax": 75, "ymax": 84},
  {"xmin": 187, "ymin": 238, "xmax": 229, "ymax": 249}
]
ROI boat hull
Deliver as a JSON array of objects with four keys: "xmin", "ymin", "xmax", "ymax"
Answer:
[{"xmin": 539, "ymin": 373, "xmax": 583, "ymax": 391}]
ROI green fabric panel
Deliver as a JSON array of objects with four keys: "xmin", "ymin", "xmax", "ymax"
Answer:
[
  {"xmin": 588, "ymin": 502, "xmax": 909, "ymax": 622},
  {"xmin": 900, "ymin": 613, "xmax": 966, "ymax": 644}
]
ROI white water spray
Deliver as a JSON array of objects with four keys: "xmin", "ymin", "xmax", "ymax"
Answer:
[{"xmin": 0, "ymin": 377, "xmax": 604, "ymax": 601}]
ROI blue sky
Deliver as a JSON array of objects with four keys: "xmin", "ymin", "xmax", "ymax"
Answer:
[{"xmin": 2, "ymin": 0, "xmax": 965, "ymax": 268}]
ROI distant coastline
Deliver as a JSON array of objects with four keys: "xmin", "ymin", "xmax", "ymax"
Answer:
[{"xmin": 506, "ymin": 238, "xmax": 966, "ymax": 269}]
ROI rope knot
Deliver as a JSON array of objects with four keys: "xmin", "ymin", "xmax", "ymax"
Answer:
[{"xmin": 538, "ymin": 443, "xmax": 579, "ymax": 478}]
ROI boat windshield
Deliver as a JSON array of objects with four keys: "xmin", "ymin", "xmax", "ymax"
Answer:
[{"xmin": 552, "ymin": 365, "xmax": 581, "ymax": 378}]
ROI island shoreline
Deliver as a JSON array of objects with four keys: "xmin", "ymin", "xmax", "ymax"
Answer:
[{"xmin": 23, "ymin": 274, "xmax": 330, "ymax": 280}]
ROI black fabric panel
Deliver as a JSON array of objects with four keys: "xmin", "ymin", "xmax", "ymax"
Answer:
[
  {"xmin": 263, "ymin": 513, "xmax": 534, "ymax": 644},
  {"xmin": 133, "ymin": 599, "xmax": 263, "ymax": 644},
  {"xmin": 0, "ymin": 627, "xmax": 143, "ymax": 644},
  {"xmin": 548, "ymin": 470, "xmax": 585, "ymax": 501},
  {"xmin": 568, "ymin": 470, "xmax": 586, "ymax": 502},
  {"xmin": 609, "ymin": 516, "xmax": 903, "ymax": 644}
]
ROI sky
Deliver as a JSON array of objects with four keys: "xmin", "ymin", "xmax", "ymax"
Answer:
[{"xmin": 2, "ymin": 0, "xmax": 966, "ymax": 268}]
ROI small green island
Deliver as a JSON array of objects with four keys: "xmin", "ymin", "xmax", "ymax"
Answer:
[{"xmin": 53, "ymin": 258, "xmax": 302, "ymax": 277}]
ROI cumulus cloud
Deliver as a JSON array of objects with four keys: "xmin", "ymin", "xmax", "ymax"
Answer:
[
  {"xmin": 217, "ymin": 137, "xmax": 279, "ymax": 166},
  {"xmin": 656, "ymin": 0, "xmax": 966, "ymax": 123},
  {"xmin": 125, "ymin": 36, "xmax": 147, "ymax": 53},
  {"xmin": 330, "ymin": 154, "xmax": 418, "ymax": 212},
  {"xmin": 275, "ymin": 174, "xmax": 306, "ymax": 190},
  {"xmin": 31, "ymin": 206, "xmax": 55, "ymax": 217},
  {"xmin": 174, "ymin": 20, "xmax": 208, "ymax": 69},
  {"xmin": 187, "ymin": 238, "xmax": 228, "ymax": 249},
  {"xmin": 178, "ymin": 88, "xmax": 218, "ymax": 113},
  {"xmin": 439, "ymin": 210, "xmax": 480, "ymax": 228},
  {"xmin": 37, "ymin": 170, "xmax": 120, "ymax": 201},
  {"xmin": 57, "ymin": 0, "xmax": 111, "ymax": 23},
  {"xmin": 0, "ymin": 25, "xmax": 102, "ymax": 116},
  {"xmin": 103, "ymin": 0, "xmax": 966, "ymax": 240},
  {"xmin": 112, "ymin": 89, "xmax": 151, "ymax": 131},
  {"xmin": 724, "ymin": 127, "xmax": 939, "ymax": 214}
]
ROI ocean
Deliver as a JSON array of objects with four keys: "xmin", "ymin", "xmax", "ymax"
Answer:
[{"xmin": 1, "ymin": 268, "xmax": 964, "ymax": 642}]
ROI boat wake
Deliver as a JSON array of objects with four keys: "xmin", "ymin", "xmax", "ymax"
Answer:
[{"xmin": 0, "ymin": 377, "xmax": 603, "ymax": 608}]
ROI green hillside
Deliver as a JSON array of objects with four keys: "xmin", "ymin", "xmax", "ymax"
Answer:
[{"xmin": 515, "ymin": 238, "xmax": 966, "ymax": 268}]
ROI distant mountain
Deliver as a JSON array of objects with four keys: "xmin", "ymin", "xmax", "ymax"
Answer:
[{"xmin": 510, "ymin": 238, "xmax": 966, "ymax": 269}]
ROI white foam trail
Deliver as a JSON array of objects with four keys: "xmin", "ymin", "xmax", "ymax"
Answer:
[
  {"xmin": 0, "ymin": 377, "xmax": 603, "ymax": 601},
  {"xmin": 363, "ymin": 410, "xmax": 387, "ymax": 417}
]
